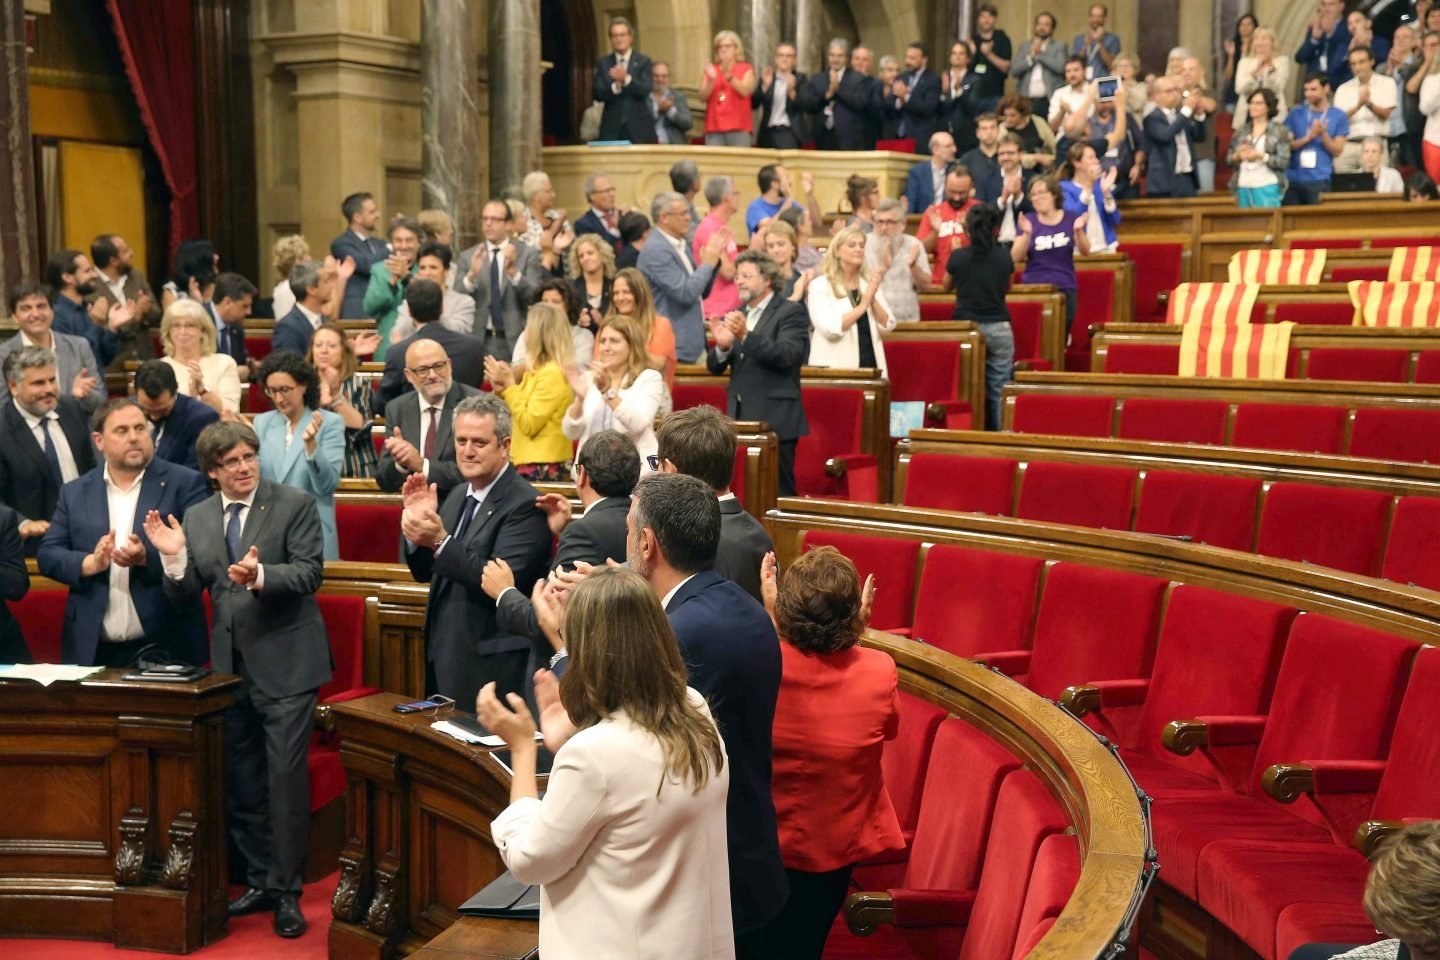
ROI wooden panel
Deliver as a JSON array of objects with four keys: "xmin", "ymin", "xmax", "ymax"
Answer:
[{"xmin": 59, "ymin": 141, "xmax": 147, "ymax": 276}]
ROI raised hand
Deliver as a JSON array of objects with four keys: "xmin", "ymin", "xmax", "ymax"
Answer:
[
  {"xmin": 548, "ymin": 559, "xmax": 596, "ymax": 598},
  {"xmin": 701, "ymin": 228, "xmax": 729, "ymax": 265},
  {"xmin": 227, "ymin": 545, "xmax": 260, "ymax": 586},
  {"xmin": 762, "ymin": 65, "xmax": 775, "ymax": 88},
  {"xmin": 81, "ymin": 531, "xmax": 116, "ymax": 577},
  {"xmin": 71, "ymin": 367, "xmax": 98, "ymax": 400},
  {"xmin": 352, "ymin": 331, "xmax": 381, "ymax": 356},
  {"xmin": 1102, "ymin": 165, "xmax": 1119, "ymax": 192},
  {"xmin": 859, "ymin": 573, "xmax": 876, "ymax": 626},
  {"xmin": 401, "ymin": 506, "xmax": 446, "ymax": 547},
  {"xmin": 338, "ymin": 255, "xmax": 357, "ymax": 283},
  {"xmin": 143, "ymin": 511, "xmax": 186, "ymax": 555},
  {"xmin": 302, "ymin": 410, "xmax": 324, "ymax": 454},
  {"xmin": 185, "ymin": 359, "xmax": 205, "ymax": 395},
  {"xmin": 588, "ymin": 360, "xmax": 611, "ymax": 393},
  {"xmin": 532, "ymin": 578, "xmax": 566, "ymax": 651},
  {"xmin": 106, "ymin": 302, "xmax": 136, "ymax": 332},
  {"xmin": 468, "ymin": 245, "xmax": 487, "ymax": 282},
  {"xmin": 801, "ymin": 170, "xmax": 814, "ymax": 195},
  {"xmin": 709, "ymin": 316, "xmax": 735, "ymax": 350},
  {"xmin": 476, "ymin": 682, "xmax": 538, "ymax": 750},
  {"xmin": 400, "ymin": 471, "xmax": 439, "ymax": 513},
  {"xmin": 501, "ymin": 241, "xmax": 519, "ymax": 273},
  {"xmin": 18, "ymin": 519, "xmax": 50, "ymax": 540},
  {"xmin": 483, "ymin": 355, "xmax": 514, "ymax": 391},
  {"xmin": 927, "ymin": 206, "xmax": 944, "ymax": 233},
  {"xmin": 480, "ymin": 557, "xmax": 514, "ymax": 600},
  {"xmin": 760, "ymin": 551, "xmax": 779, "ymax": 621},
  {"xmin": 532, "ymin": 669, "xmax": 578, "ymax": 752},
  {"xmin": 564, "ymin": 363, "xmax": 591, "ymax": 397},
  {"xmin": 111, "ymin": 533, "xmax": 147, "ymax": 569},
  {"xmin": 534, "ymin": 493, "xmax": 574, "ymax": 537},
  {"xmin": 385, "ymin": 427, "xmax": 423, "ymax": 473}
]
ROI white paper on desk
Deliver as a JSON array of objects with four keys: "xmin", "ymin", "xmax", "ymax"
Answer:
[
  {"xmin": 431, "ymin": 720, "xmax": 491, "ymax": 744},
  {"xmin": 0, "ymin": 664, "xmax": 105, "ymax": 687}
]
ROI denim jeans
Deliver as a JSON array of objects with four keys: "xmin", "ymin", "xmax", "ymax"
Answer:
[
  {"xmin": 978, "ymin": 321, "xmax": 1015, "ymax": 430},
  {"xmin": 1196, "ymin": 158, "xmax": 1216, "ymax": 193},
  {"xmin": 1284, "ymin": 179, "xmax": 1330, "ymax": 206}
]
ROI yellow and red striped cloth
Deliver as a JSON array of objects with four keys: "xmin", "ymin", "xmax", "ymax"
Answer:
[
  {"xmin": 1388, "ymin": 247, "xmax": 1440, "ymax": 282},
  {"xmin": 1347, "ymin": 281, "xmax": 1440, "ymax": 328},
  {"xmin": 1164, "ymin": 283, "xmax": 1262, "ymax": 326},
  {"xmin": 1228, "ymin": 249, "xmax": 1328, "ymax": 285},
  {"xmin": 1179, "ymin": 319, "xmax": 1294, "ymax": 379}
]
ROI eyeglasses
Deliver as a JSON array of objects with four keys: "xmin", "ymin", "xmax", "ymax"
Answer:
[
  {"xmin": 646, "ymin": 454, "xmax": 662, "ymax": 471},
  {"xmin": 418, "ymin": 695, "xmax": 456, "ymax": 718},
  {"xmin": 217, "ymin": 452, "xmax": 258, "ymax": 471},
  {"xmin": 264, "ymin": 384, "xmax": 298, "ymax": 398},
  {"xmin": 591, "ymin": 186, "xmax": 617, "ymax": 195},
  {"xmin": 406, "ymin": 360, "xmax": 451, "ymax": 377}
]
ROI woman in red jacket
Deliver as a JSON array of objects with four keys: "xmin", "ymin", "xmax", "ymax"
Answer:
[{"xmin": 762, "ymin": 546, "xmax": 905, "ymax": 959}]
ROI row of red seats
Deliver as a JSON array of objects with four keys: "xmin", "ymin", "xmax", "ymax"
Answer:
[
  {"xmin": 898, "ymin": 451, "xmax": 1440, "ymax": 587},
  {"xmin": 1104, "ymin": 341, "xmax": 1440, "ymax": 379},
  {"xmin": 800, "ymin": 529, "xmax": 1440, "ymax": 960},
  {"xmin": 1009, "ymin": 393, "xmax": 1440, "ymax": 462}
]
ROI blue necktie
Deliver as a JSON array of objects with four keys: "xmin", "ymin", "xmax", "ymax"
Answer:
[
  {"xmin": 39, "ymin": 417, "xmax": 63, "ymax": 486},
  {"xmin": 218, "ymin": 322, "xmax": 230, "ymax": 355},
  {"xmin": 489, "ymin": 247, "xmax": 504, "ymax": 335},
  {"xmin": 226, "ymin": 502, "xmax": 244, "ymax": 563},
  {"xmin": 453, "ymin": 495, "xmax": 480, "ymax": 543}
]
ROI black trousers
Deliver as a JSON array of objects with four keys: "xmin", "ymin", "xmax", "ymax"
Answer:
[
  {"xmin": 1284, "ymin": 180, "xmax": 1330, "ymax": 206},
  {"xmin": 227, "ymin": 652, "xmax": 317, "ymax": 896},
  {"xmin": 758, "ymin": 126, "xmax": 801, "ymax": 150},
  {"xmin": 766, "ymin": 865, "xmax": 854, "ymax": 960},
  {"xmin": 778, "ymin": 439, "xmax": 798, "ymax": 498},
  {"xmin": 93, "ymin": 637, "xmax": 150, "ymax": 668}
]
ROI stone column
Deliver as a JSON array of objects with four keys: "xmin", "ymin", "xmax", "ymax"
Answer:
[
  {"xmin": 794, "ymin": 0, "xmax": 824, "ymax": 75},
  {"xmin": 487, "ymin": 0, "xmax": 541, "ymax": 200},
  {"xmin": 0, "ymin": 0, "xmax": 39, "ymax": 304},
  {"xmin": 421, "ymin": 0, "xmax": 482, "ymax": 251},
  {"xmin": 739, "ymin": 0, "xmax": 782, "ymax": 75}
]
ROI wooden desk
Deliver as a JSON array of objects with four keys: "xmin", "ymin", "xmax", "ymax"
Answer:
[
  {"xmin": 327, "ymin": 693, "xmax": 540, "ymax": 960},
  {"xmin": 0, "ymin": 670, "xmax": 239, "ymax": 954},
  {"xmin": 409, "ymin": 915, "xmax": 538, "ymax": 959}
]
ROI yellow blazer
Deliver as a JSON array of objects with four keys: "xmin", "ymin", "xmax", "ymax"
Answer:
[{"xmin": 501, "ymin": 362, "xmax": 574, "ymax": 465}]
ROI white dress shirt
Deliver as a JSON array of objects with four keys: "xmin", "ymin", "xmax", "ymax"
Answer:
[
  {"xmin": 661, "ymin": 230, "xmax": 693, "ymax": 273},
  {"xmin": 769, "ymin": 73, "xmax": 791, "ymax": 127},
  {"xmin": 1334, "ymin": 73, "xmax": 1398, "ymax": 140},
  {"xmin": 101, "ymin": 466, "xmax": 146, "ymax": 642},
  {"xmin": 297, "ymin": 302, "xmax": 324, "ymax": 331},
  {"xmin": 15, "ymin": 400, "xmax": 80, "ymax": 483},
  {"xmin": 102, "ymin": 272, "xmax": 128, "ymax": 306},
  {"xmin": 611, "ymin": 52, "xmax": 631, "ymax": 93},
  {"xmin": 160, "ymin": 489, "xmax": 266, "ymax": 590}
]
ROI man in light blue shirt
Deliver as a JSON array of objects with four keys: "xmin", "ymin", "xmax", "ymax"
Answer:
[{"xmin": 1283, "ymin": 72, "xmax": 1349, "ymax": 205}]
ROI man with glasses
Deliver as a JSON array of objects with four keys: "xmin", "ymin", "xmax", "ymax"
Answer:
[
  {"xmin": 376, "ymin": 334, "xmax": 481, "ymax": 500},
  {"xmin": 573, "ymin": 173, "xmax": 624, "ymax": 253},
  {"xmin": 638, "ymin": 191, "xmax": 730, "ymax": 363},
  {"xmin": 865, "ymin": 199, "xmax": 932, "ymax": 322},
  {"xmin": 145, "ymin": 420, "xmax": 330, "ymax": 939},
  {"xmin": 592, "ymin": 16, "xmax": 657, "ymax": 144},
  {"xmin": 977, "ymin": 135, "xmax": 1035, "ymax": 242},
  {"xmin": 379, "ymin": 278, "xmax": 484, "ymax": 405},
  {"xmin": 456, "ymin": 201, "xmax": 544, "ymax": 363}
]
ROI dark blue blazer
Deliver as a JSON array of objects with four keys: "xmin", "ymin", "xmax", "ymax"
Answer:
[
  {"xmin": 905, "ymin": 161, "xmax": 943, "ymax": 213},
  {"xmin": 37, "ymin": 459, "xmax": 212, "ymax": 666},
  {"xmin": 207, "ymin": 301, "xmax": 247, "ymax": 368},
  {"xmin": 152, "ymin": 392, "xmax": 219, "ymax": 472},
  {"xmin": 665, "ymin": 569, "xmax": 787, "ymax": 935},
  {"xmin": 1143, "ymin": 109, "xmax": 1207, "ymax": 197},
  {"xmin": 572, "ymin": 209, "xmax": 622, "ymax": 253},
  {"xmin": 798, "ymin": 68, "xmax": 873, "ymax": 150},
  {"xmin": 271, "ymin": 306, "xmax": 316, "ymax": 357},
  {"xmin": 331, "ymin": 231, "xmax": 391, "ymax": 320},
  {"xmin": 886, "ymin": 68, "xmax": 942, "ymax": 152},
  {"xmin": 0, "ymin": 505, "xmax": 30, "ymax": 663}
]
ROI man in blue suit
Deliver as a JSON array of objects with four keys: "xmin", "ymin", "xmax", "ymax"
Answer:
[
  {"xmin": 134, "ymin": 360, "xmax": 219, "ymax": 472},
  {"xmin": 798, "ymin": 39, "xmax": 873, "ymax": 150},
  {"xmin": 637, "ymin": 192, "xmax": 728, "ymax": 363},
  {"xmin": 271, "ymin": 260, "xmax": 333, "ymax": 356},
  {"xmin": 329, "ymin": 192, "xmax": 388, "ymax": 319},
  {"xmin": 886, "ymin": 42, "xmax": 942, "ymax": 153},
  {"xmin": 38, "ymin": 398, "xmax": 211, "ymax": 666},
  {"xmin": 904, "ymin": 131, "xmax": 957, "ymax": 213}
]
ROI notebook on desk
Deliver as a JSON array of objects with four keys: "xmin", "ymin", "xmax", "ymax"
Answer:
[
  {"xmin": 1331, "ymin": 172, "xmax": 1377, "ymax": 193},
  {"xmin": 459, "ymin": 870, "xmax": 540, "ymax": 920}
]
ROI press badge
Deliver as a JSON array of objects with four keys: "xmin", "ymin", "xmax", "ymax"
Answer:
[{"xmin": 1299, "ymin": 148, "xmax": 1318, "ymax": 169}]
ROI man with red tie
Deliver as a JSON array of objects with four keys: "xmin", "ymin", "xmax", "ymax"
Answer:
[{"xmin": 572, "ymin": 173, "xmax": 624, "ymax": 253}]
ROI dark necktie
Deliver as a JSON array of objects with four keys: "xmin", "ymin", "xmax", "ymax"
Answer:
[
  {"xmin": 489, "ymin": 247, "xmax": 504, "ymax": 334},
  {"xmin": 422, "ymin": 406, "xmax": 439, "ymax": 461},
  {"xmin": 225, "ymin": 502, "xmax": 244, "ymax": 563},
  {"xmin": 453, "ymin": 495, "xmax": 480, "ymax": 543},
  {"xmin": 39, "ymin": 417, "xmax": 64, "ymax": 485},
  {"xmin": 218, "ymin": 322, "xmax": 230, "ymax": 355}
]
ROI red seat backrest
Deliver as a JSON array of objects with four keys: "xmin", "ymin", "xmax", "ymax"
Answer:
[
  {"xmin": 1381, "ymin": 495, "xmax": 1440, "ymax": 591},
  {"xmin": 1012, "ymin": 918, "xmax": 1058, "ymax": 960},
  {"xmin": 671, "ymin": 382, "xmax": 727, "ymax": 412},
  {"xmin": 316, "ymin": 594, "xmax": 368, "ymax": 704},
  {"xmin": 1010, "ymin": 835, "xmax": 1080, "ymax": 960},
  {"xmin": 1415, "ymin": 352, "xmax": 1440, "ymax": 384},
  {"xmin": 1328, "ymin": 266, "xmax": 1390, "ymax": 283},
  {"xmin": 1271, "ymin": 302, "xmax": 1356, "ymax": 327},
  {"xmin": 795, "ymin": 387, "xmax": 867, "ymax": 499},
  {"xmin": 12, "ymin": 586, "xmax": 68, "ymax": 663},
  {"xmin": 1231, "ymin": 403, "xmax": 1347, "ymax": 454},
  {"xmin": 1304, "ymin": 348, "xmax": 1410, "ymax": 382},
  {"xmin": 901, "ymin": 454, "xmax": 1016, "ymax": 514},
  {"xmin": 1349, "ymin": 408, "xmax": 1440, "ymax": 464},
  {"xmin": 1008, "ymin": 301, "xmax": 1045, "ymax": 364},
  {"xmin": 882, "ymin": 692, "xmax": 947, "ymax": 835},
  {"xmin": 1117, "ymin": 397, "xmax": 1228, "ymax": 444},
  {"xmin": 912, "ymin": 545, "xmax": 1044, "ymax": 657},
  {"xmin": 1289, "ymin": 238, "xmax": 1363, "ymax": 249},
  {"xmin": 1102, "ymin": 342, "xmax": 1181, "ymax": 375},
  {"xmin": 247, "ymin": 380, "xmax": 273, "ymax": 414},
  {"xmin": 1372, "ymin": 235, "xmax": 1440, "ymax": 248},
  {"xmin": 1256, "ymin": 482, "xmax": 1392, "ymax": 576},
  {"xmin": 884, "ymin": 340, "xmax": 960, "ymax": 404},
  {"xmin": 920, "ymin": 300, "xmax": 953, "ymax": 322},
  {"xmin": 1134, "ymin": 471, "xmax": 1262, "ymax": 552},
  {"xmin": 1119, "ymin": 242, "xmax": 1185, "ymax": 323},
  {"xmin": 801, "ymin": 530, "xmax": 918, "ymax": 631},
  {"xmin": 1369, "ymin": 646, "xmax": 1440, "ymax": 821},
  {"xmin": 1015, "ymin": 461, "xmax": 1137, "ymax": 530},
  {"xmin": 1025, "ymin": 563, "xmax": 1166, "ymax": 701},
  {"xmin": 246, "ymin": 335, "xmax": 272, "ymax": 361},
  {"xmin": 335, "ymin": 501, "xmax": 403, "ymax": 564},
  {"xmin": 1010, "ymin": 394, "xmax": 1114, "ymax": 437}
]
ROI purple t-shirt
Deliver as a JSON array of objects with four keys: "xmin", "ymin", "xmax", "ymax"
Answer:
[{"xmin": 1021, "ymin": 209, "xmax": 1080, "ymax": 292}]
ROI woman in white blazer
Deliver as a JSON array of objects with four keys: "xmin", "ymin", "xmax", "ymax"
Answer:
[
  {"xmin": 479, "ymin": 568, "xmax": 733, "ymax": 960},
  {"xmin": 159, "ymin": 299, "xmax": 243, "ymax": 415},
  {"xmin": 562, "ymin": 314, "xmax": 665, "ymax": 473},
  {"xmin": 252, "ymin": 351, "xmax": 345, "ymax": 560},
  {"xmin": 806, "ymin": 226, "xmax": 896, "ymax": 377}
]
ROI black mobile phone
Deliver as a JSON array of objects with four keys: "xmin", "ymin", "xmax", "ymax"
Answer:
[
  {"xmin": 1095, "ymin": 75, "xmax": 1119, "ymax": 102},
  {"xmin": 393, "ymin": 698, "xmax": 447, "ymax": 713}
]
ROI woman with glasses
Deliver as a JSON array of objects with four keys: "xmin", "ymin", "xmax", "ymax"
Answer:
[
  {"xmin": 863, "ymin": 198, "xmax": 931, "ymax": 323},
  {"xmin": 1012, "ymin": 176, "xmax": 1090, "ymax": 336},
  {"xmin": 562, "ymin": 314, "xmax": 664, "ymax": 476},
  {"xmin": 306, "ymin": 323, "xmax": 378, "ymax": 479},
  {"xmin": 159, "ymin": 299, "xmax": 242, "ymax": 415},
  {"xmin": 253, "ymin": 351, "xmax": 344, "ymax": 559},
  {"xmin": 701, "ymin": 30, "xmax": 757, "ymax": 146},
  {"xmin": 363, "ymin": 217, "xmax": 422, "ymax": 361},
  {"xmin": 486, "ymin": 303, "xmax": 575, "ymax": 482}
]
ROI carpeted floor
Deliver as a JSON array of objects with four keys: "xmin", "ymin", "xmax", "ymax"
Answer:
[{"xmin": 4, "ymin": 873, "xmax": 338, "ymax": 960}]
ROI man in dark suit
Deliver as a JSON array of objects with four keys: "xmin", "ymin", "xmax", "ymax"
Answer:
[
  {"xmin": 1143, "ymin": 76, "xmax": 1206, "ymax": 199},
  {"xmin": 485, "ymin": 430, "xmax": 638, "ymax": 677},
  {"xmin": 378, "ymin": 280, "xmax": 485, "ymax": 406},
  {"xmin": 592, "ymin": 16, "xmax": 656, "ymax": 143},
  {"xmin": 0, "ymin": 281, "xmax": 107, "ymax": 413},
  {"xmin": 330, "ymin": 192, "xmax": 388, "ymax": 319},
  {"xmin": 133, "ymin": 360, "xmax": 220, "ymax": 472},
  {"xmin": 753, "ymin": 42, "xmax": 808, "ymax": 149},
  {"xmin": 146, "ymin": 420, "xmax": 330, "ymax": 938},
  {"xmin": 0, "ymin": 346, "xmax": 98, "ymax": 556},
  {"xmin": 799, "ymin": 39, "xmax": 873, "ymax": 150},
  {"xmin": 454, "ymin": 201, "xmax": 546, "ymax": 363},
  {"xmin": 887, "ymin": 43, "xmax": 943, "ymax": 153},
  {"xmin": 904, "ymin": 132, "xmax": 957, "ymax": 214},
  {"xmin": 271, "ymin": 259, "xmax": 332, "ymax": 356},
  {"xmin": 90, "ymin": 234, "xmax": 161, "ymax": 369},
  {"xmin": 401, "ymin": 394, "xmax": 551, "ymax": 709},
  {"xmin": 376, "ymin": 337, "xmax": 481, "ymax": 500},
  {"xmin": 0, "ymin": 504, "xmax": 31, "ymax": 663},
  {"xmin": 571, "ymin": 173, "xmax": 624, "ymax": 253},
  {"xmin": 38, "ymin": 399, "xmax": 210, "ymax": 666},
  {"xmin": 210, "ymin": 272, "xmax": 257, "ymax": 381},
  {"xmin": 707, "ymin": 250, "xmax": 810, "ymax": 498}
]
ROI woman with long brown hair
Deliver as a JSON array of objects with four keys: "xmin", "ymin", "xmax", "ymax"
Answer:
[
  {"xmin": 479, "ymin": 568, "xmax": 733, "ymax": 959},
  {"xmin": 562, "ymin": 313, "xmax": 665, "ymax": 473},
  {"xmin": 605, "ymin": 267, "xmax": 677, "ymax": 393}
]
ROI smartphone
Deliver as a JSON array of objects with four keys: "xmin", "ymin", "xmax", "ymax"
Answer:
[
  {"xmin": 393, "ymin": 698, "xmax": 448, "ymax": 714},
  {"xmin": 1095, "ymin": 75, "xmax": 1119, "ymax": 102}
]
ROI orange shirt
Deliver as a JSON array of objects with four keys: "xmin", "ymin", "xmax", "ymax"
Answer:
[{"xmin": 649, "ymin": 314, "xmax": 678, "ymax": 393}]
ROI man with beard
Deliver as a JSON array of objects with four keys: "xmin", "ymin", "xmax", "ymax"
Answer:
[
  {"xmin": 90, "ymin": 234, "xmax": 161, "ymax": 369},
  {"xmin": 916, "ymin": 166, "xmax": 982, "ymax": 287},
  {"xmin": 1010, "ymin": 11, "xmax": 1067, "ymax": 119},
  {"xmin": 43, "ymin": 249, "xmax": 133, "ymax": 369},
  {"xmin": 0, "ymin": 282, "xmax": 106, "ymax": 413}
]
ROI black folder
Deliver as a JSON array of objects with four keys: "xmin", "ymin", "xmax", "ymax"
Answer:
[{"xmin": 459, "ymin": 870, "xmax": 540, "ymax": 920}]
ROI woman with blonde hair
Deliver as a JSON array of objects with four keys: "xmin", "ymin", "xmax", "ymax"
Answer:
[
  {"xmin": 1233, "ymin": 28, "xmax": 1291, "ymax": 120},
  {"xmin": 306, "ymin": 322, "xmax": 377, "ymax": 478},
  {"xmin": 562, "ymin": 313, "xmax": 665, "ymax": 473},
  {"xmin": 486, "ymin": 302, "xmax": 575, "ymax": 481},
  {"xmin": 1114, "ymin": 54, "xmax": 1149, "ymax": 116},
  {"xmin": 159, "ymin": 299, "xmax": 242, "ymax": 415},
  {"xmin": 479, "ymin": 567, "xmax": 732, "ymax": 960},
  {"xmin": 701, "ymin": 29, "xmax": 757, "ymax": 146},
  {"xmin": 567, "ymin": 233, "xmax": 616, "ymax": 330},
  {"xmin": 270, "ymin": 234, "xmax": 309, "ymax": 319},
  {"xmin": 760, "ymin": 219, "xmax": 809, "ymax": 300},
  {"xmin": 806, "ymin": 226, "xmax": 895, "ymax": 376},
  {"xmin": 606, "ymin": 267, "xmax": 677, "ymax": 394}
]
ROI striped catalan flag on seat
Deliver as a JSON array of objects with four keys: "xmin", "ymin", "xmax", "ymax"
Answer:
[
  {"xmin": 1164, "ymin": 283, "xmax": 1262, "ymax": 326},
  {"xmin": 1387, "ymin": 247, "xmax": 1440, "ymax": 282},
  {"xmin": 1348, "ymin": 280, "xmax": 1440, "ymax": 328},
  {"xmin": 1227, "ymin": 249, "xmax": 1328, "ymax": 285},
  {"xmin": 1179, "ymin": 319, "xmax": 1294, "ymax": 379}
]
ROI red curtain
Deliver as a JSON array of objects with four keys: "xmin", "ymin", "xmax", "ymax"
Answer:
[{"xmin": 105, "ymin": 0, "xmax": 200, "ymax": 259}]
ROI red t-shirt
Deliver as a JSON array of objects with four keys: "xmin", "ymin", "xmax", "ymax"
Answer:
[
  {"xmin": 917, "ymin": 199, "xmax": 980, "ymax": 285},
  {"xmin": 705, "ymin": 62, "xmax": 755, "ymax": 134}
]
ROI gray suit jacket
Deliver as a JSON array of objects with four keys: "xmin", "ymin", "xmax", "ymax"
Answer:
[
  {"xmin": 163, "ymin": 479, "xmax": 332, "ymax": 699},
  {"xmin": 0, "ymin": 330, "xmax": 106, "ymax": 413},
  {"xmin": 375, "ymin": 381, "xmax": 481, "ymax": 498},
  {"xmin": 651, "ymin": 90, "xmax": 694, "ymax": 144},
  {"xmin": 637, "ymin": 232, "xmax": 716, "ymax": 363},
  {"xmin": 1009, "ymin": 37, "xmax": 1068, "ymax": 97},
  {"xmin": 453, "ymin": 240, "xmax": 545, "ymax": 355},
  {"xmin": 714, "ymin": 496, "xmax": 773, "ymax": 603}
]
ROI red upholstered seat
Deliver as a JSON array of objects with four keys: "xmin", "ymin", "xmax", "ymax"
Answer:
[
  {"xmin": 796, "ymin": 387, "xmax": 879, "ymax": 501},
  {"xmin": 1255, "ymin": 482, "xmax": 1391, "ymax": 576},
  {"xmin": 1068, "ymin": 269, "xmax": 1116, "ymax": 370},
  {"xmin": 1119, "ymin": 242, "xmax": 1185, "ymax": 323},
  {"xmin": 1007, "ymin": 301, "xmax": 1046, "ymax": 366},
  {"xmin": 335, "ymin": 501, "xmax": 403, "ymax": 563},
  {"xmin": 801, "ymin": 531, "xmax": 918, "ymax": 633},
  {"xmin": 1288, "ymin": 238, "xmax": 1362, "ymax": 249},
  {"xmin": 1015, "ymin": 461, "xmax": 1137, "ymax": 530},
  {"xmin": 1011, "ymin": 918, "xmax": 1058, "ymax": 960},
  {"xmin": 1327, "ymin": 266, "xmax": 1389, "ymax": 283},
  {"xmin": 11, "ymin": 586, "xmax": 67, "ymax": 663},
  {"xmin": 1275, "ymin": 902, "xmax": 1381, "ymax": 960},
  {"xmin": 1009, "ymin": 835, "xmax": 1078, "ymax": 959},
  {"xmin": 919, "ymin": 300, "xmax": 952, "ymax": 322},
  {"xmin": 1102, "ymin": 342, "xmax": 1181, "ymax": 375},
  {"xmin": 1303, "ymin": 347, "xmax": 1409, "ymax": 382},
  {"xmin": 246, "ymin": 380, "xmax": 273, "ymax": 414},
  {"xmin": 1133, "ymin": 471, "xmax": 1261, "ymax": 551},
  {"xmin": 246, "ymin": 335, "xmax": 271, "ymax": 360},
  {"xmin": 1231, "ymin": 403, "xmax": 1347, "ymax": 454},
  {"xmin": 1349, "ymin": 408, "xmax": 1440, "ymax": 463},
  {"xmin": 671, "ymin": 382, "xmax": 727, "ymax": 411},
  {"xmin": 311, "ymin": 594, "xmax": 381, "ymax": 812},
  {"xmin": 885, "ymin": 341, "xmax": 961, "ymax": 407},
  {"xmin": 1010, "ymin": 394, "xmax": 1115, "ymax": 437},
  {"xmin": 1270, "ymin": 302, "xmax": 1355, "ymax": 327},
  {"xmin": 912, "ymin": 546, "xmax": 1044, "ymax": 658},
  {"xmin": 1117, "ymin": 397, "xmax": 1228, "ymax": 444},
  {"xmin": 901, "ymin": 454, "xmax": 1016, "ymax": 515},
  {"xmin": 881, "ymin": 693, "xmax": 947, "ymax": 840},
  {"xmin": 1373, "ymin": 235, "xmax": 1440, "ymax": 248},
  {"xmin": 1416, "ymin": 351, "xmax": 1440, "ymax": 383},
  {"xmin": 1383, "ymin": 495, "xmax": 1440, "ymax": 590}
]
